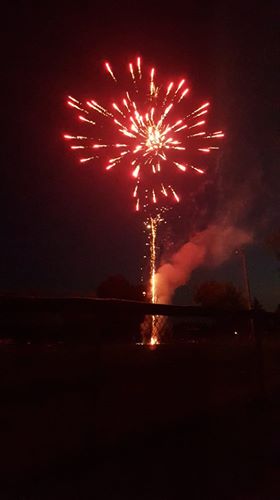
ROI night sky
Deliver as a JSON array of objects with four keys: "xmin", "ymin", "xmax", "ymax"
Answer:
[{"xmin": 2, "ymin": 2, "xmax": 279, "ymax": 309}]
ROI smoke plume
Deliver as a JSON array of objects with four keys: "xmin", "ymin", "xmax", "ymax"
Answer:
[{"xmin": 155, "ymin": 224, "xmax": 252, "ymax": 304}]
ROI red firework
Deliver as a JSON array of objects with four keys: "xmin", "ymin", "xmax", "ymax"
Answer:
[{"xmin": 64, "ymin": 56, "xmax": 224, "ymax": 211}]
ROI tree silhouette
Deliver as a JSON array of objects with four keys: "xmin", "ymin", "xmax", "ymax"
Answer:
[
  {"xmin": 253, "ymin": 297, "xmax": 265, "ymax": 311},
  {"xmin": 97, "ymin": 274, "xmax": 144, "ymax": 301},
  {"xmin": 194, "ymin": 281, "xmax": 246, "ymax": 310}
]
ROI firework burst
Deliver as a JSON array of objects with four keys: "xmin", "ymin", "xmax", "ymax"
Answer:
[{"xmin": 64, "ymin": 57, "xmax": 223, "ymax": 212}]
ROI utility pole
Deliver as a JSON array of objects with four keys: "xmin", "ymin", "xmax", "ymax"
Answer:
[
  {"xmin": 234, "ymin": 248, "xmax": 252, "ymax": 310},
  {"xmin": 235, "ymin": 248, "xmax": 255, "ymax": 340}
]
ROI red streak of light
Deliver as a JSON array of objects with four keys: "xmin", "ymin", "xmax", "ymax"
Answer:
[
  {"xmin": 174, "ymin": 162, "xmax": 186, "ymax": 171},
  {"xmin": 189, "ymin": 120, "xmax": 205, "ymax": 129},
  {"xmin": 167, "ymin": 82, "xmax": 174, "ymax": 94},
  {"xmin": 132, "ymin": 165, "xmax": 140, "ymax": 178},
  {"xmin": 176, "ymin": 79, "xmax": 185, "ymax": 91}
]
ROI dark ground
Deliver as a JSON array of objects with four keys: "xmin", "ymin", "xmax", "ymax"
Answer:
[{"xmin": 1, "ymin": 336, "xmax": 280, "ymax": 499}]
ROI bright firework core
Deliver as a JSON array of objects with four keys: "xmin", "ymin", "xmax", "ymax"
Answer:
[{"xmin": 146, "ymin": 123, "xmax": 167, "ymax": 150}]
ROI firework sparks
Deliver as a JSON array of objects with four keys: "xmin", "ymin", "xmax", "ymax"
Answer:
[
  {"xmin": 64, "ymin": 56, "xmax": 223, "ymax": 212},
  {"xmin": 105, "ymin": 62, "xmax": 117, "ymax": 82}
]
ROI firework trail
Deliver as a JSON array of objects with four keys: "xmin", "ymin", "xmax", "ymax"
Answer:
[
  {"xmin": 143, "ymin": 211, "xmax": 165, "ymax": 345},
  {"xmin": 64, "ymin": 57, "xmax": 223, "ymax": 343}
]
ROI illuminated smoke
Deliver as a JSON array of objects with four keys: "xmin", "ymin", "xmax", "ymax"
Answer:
[{"xmin": 155, "ymin": 224, "xmax": 252, "ymax": 304}]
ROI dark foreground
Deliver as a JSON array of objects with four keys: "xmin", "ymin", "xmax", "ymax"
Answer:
[{"xmin": 1, "ymin": 337, "xmax": 280, "ymax": 499}]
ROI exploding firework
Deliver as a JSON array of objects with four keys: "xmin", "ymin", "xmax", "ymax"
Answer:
[
  {"xmin": 64, "ymin": 57, "xmax": 223, "ymax": 344},
  {"xmin": 64, "ymin": 57, "xmax": 223, "ymax": 212}
]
